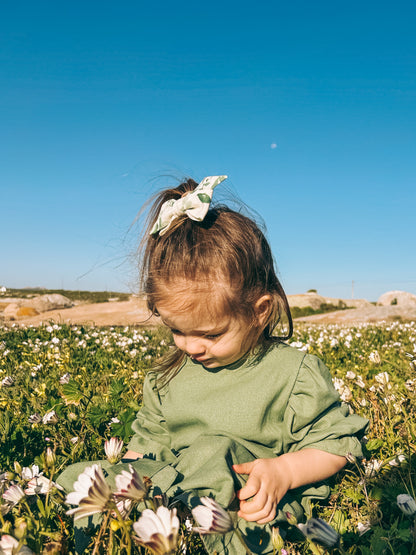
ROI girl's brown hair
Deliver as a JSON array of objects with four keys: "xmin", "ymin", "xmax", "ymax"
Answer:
[{"xmin": 139, "ymin": 178, "xmax": 293, "ymax": 383}]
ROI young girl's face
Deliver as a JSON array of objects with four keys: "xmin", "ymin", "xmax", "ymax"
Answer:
[{"xmin": 156, "ymin": 299, "xmax": 250, "ymax": 369}]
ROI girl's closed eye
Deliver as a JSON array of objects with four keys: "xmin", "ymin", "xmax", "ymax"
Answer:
[
  {"xmin": 171, "ymin": 330, "xmax": 221, "ymax": 340},
  {"xmin": 205, "ymin": 333, "xmax": 222, "ymax": 340}
]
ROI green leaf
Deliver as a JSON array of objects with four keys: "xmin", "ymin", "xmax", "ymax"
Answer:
[
  {"xmin": 62, "ymin": 381, "xmax": 84, "ymax": 406},
  {"xmin": 87, "ymin": 404, "xmax": 111, "ymax": 426},
  {"xmin": 110, "ymin": 408, "xmax": 137, "ymax": 443},
  {"xmin": 330, "ymin": 509, "xmax": 350, "ymax": 535},
  {"xmin": 0, "ymin": 411, "xmax": 11, "ymax": 440},
  {"xmin": 370, "ymin": 487, "xmax": 383, "ymax": 500},
  {"xmin": 396, "ymin": 527, "xmax": 411, "ymax": 541},
  {"xmin": 366, "ymin": 438, "xmax": 384, "ymax": 452},
  {"xmin": 197, "ymin": 193, "xmax": 211, "ymax": 203},
  {"xmin": 109, "ymin": 380, "xmax": 126, "ymax": 399},
  {"xmin": 345, "ymin": 487, "xmax": 365, "ymax": 503},
  {"xmin": 37, "ymin": 497, "xmax": 46, "ymax": 518},
  {"xmin": 370, "ymin": 527, "xmax": 388, "ymax": 554}
]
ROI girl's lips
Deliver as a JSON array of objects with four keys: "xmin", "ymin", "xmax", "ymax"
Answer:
[{"xmin": 192, "ymin": 356, "xmax": 212, "ymax": 364}]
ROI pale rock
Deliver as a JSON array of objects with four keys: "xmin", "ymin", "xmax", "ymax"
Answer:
[
  {"xmin": 287, "ymin": 292, "xmax": 370, "ymax": 310},
  {"xmin": 4, "ymin": 303, "xmax": 40, "ymax": 320},
  {"xmin": 377, "ymin": 290, "xmax": 416, "ymax": 307},
  {"xmin": 2, "ymin": 294, "xmax": 73, "ymax": 320},
  {"xmin": 287, "ymin": 293, "xmax": 328, "ymax": 310},
  {"xmin": 31, "ymin": 294, "xmax": 74, "ymax": 313}
]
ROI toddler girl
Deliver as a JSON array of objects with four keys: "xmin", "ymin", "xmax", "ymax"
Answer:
[{"xmin": 60, "ymin": 175, "xmax": 367, "ymax": 554}]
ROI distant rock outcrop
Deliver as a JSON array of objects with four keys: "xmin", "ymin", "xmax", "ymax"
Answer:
[
  {"xmin": 31, "ymin": 294, "xmax": 74, "ymax": 313},
  {"xmin": 377, "ymin": 290, "xmax": 416, "ymax": 307},
  {"xmin": 287, "ymin": 292, "xmax": 371, "ymax": 310},
  {"xmin": 1, "ymin": 294, "xmax": 74, "ymax": 321},
  {"xmin": 287, "ymin": 293, "xmax": 328, "ymax": 310},
  {"xmin": 4, "ymin": 304, "xmax": 39, "ymax": 320}
]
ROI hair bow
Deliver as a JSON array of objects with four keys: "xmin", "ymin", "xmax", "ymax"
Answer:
[{"xmin": 150, "ymin": 175, "xmax": 228, "ymax": 236}]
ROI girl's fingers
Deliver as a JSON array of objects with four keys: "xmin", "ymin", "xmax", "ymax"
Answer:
[
  {"xmin": 239, "ymin": 488, "xmax": 268, "ymax": 513},
  {"xmin": 232, "ymin": 462, "xmax": 254, "ymax": 475},
  {"xmin": 236, "ymin": 479, "xmax": 259, "ymax": 500},
  {"xmin": 238, "ymin": 496, "xmax": 275, "ymax": 522},
  {"xmin": 254, "ymin": 509, "xmax": 277, "ymax": 524}
]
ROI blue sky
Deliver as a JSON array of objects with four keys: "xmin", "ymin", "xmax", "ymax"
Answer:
[{"xmin": 1, "ymin": 1, "xmax": 415, "ymax": 301}]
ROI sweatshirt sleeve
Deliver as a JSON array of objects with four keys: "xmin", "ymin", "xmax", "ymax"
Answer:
[
  {"xmin": 126, "ymin": 373, "xmax": 175, "ymax": 462},
  {"xmin": 282, "ymin": 354, "xmax": 368, "ymax": 458}
]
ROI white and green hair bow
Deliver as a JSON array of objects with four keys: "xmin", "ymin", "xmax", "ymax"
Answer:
[{"xmin": 150, "ymin": 175, "xmax": 227, "ymax": 236}]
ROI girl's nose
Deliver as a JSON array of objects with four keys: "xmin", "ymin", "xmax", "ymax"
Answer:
[{"xmin": 182, "ymin": 336, "xmax": 206, "ymax": 357}]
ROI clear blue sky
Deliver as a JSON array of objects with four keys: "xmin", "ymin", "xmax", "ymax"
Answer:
[{"xmin": 1, "ymin": 1, "xmax": 415, "ymax": 301}]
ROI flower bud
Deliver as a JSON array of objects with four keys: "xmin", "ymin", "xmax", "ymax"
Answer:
[
  {"xmin": 14, "ymin": 517, "xmax": 28, "ymax": 539},
  {"xmin": 192, "ymin": 497, "xmax": 233, "ymax": 534},
  {"xmin": 285, "ymin": 511, "xmax": 298, "ymax": 525},
  {"xmin": 297, "ymin": 518, "xmax": 340, "ymax": 547},
  {"xmin": 104, "ymin": 438, "xmax": 124, "ymax": 464},
  {"xmin": 45, "ymin": 447, "xmax": 56, "ymax": 468},
  {"xmin": 14, "ymin": 461, "xmax": 22, "ymax": 475},
  {"xmin": 271, "ymin": 527, "xmax": 284, "ymax": 551},
  {"xmin": 345, "ymin": 453, "xmax": 356, "ymax": 464},
  {"xmin": 110, "ymin": 519, "xmax": 120, "ymax": 531},
  {"xmin": 28, "ymin": 413, "xmax": 42, "ymax": 424},
  {"xmin": 397, "ymin": 493, "xmax": 416, "ymax": 516},
  {"xmin": 1, "ymin": 521, "xmax": 12, "ymax": 534}
]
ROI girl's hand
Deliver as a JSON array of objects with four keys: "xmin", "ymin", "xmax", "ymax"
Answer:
[
  {"xmin": 232, "ymin": 458, "xmax": 290, "ymax": 524},
  {"xmin": 122, "ymin": 450, "xmax": 143, "ymax": 461},
  {"xmin": 233, "ymin": 450, "xmax": 347, "ymax": 524}
]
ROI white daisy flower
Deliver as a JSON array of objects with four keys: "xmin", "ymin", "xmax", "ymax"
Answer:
[
  {"xmin": 192, "ymin": 497, "xmax": 233, "ymax": 534},
  {"xmin": 104, "ymin": 438, "xmax": 124, "ymax": 464},
  {"xmin": 133, "ymin": 506, "xmax": 180, "ymax": 555},
  {"xmin": 0, "ymin": 534, "xmax": 34, "ymax": 554},
  {"xmin": 42, "ymin": 410, "xmax": 58, "ymax": 425},
  {"xmin": 66, "ymin": 464, "xmax": 112, "ymax": 521},
  {"xmin": 114, "ymin": 464, "xmax": 149, "ymax": 502},
  {"xmin": 2, "ymin": 484, "xmax": 25, "ymax": 506}
]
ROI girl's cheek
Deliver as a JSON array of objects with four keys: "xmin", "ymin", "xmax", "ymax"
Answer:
[{"xmin": 172, "ymin": 335, "xmax": 184, "ymax": 350}]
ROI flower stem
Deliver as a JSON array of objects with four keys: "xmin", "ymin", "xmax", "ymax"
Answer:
[
  {"xmin": 306, "ymin": 539, "xmax": 325, "ymax": 555},
  {"xmin": 92, "ymin": 511, "xmax": 111, "ymax": 555},
  {"xmin": 112, "ymin": 503, "xmax": 132, "ymax": 555}
]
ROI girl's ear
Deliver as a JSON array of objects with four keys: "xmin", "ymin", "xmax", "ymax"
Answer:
[{"xmin": 254, "ymin": 294, "xmax": 272, "ymax": 326}]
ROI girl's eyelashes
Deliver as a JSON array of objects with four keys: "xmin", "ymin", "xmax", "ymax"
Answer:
[{"xmin": 169, "ymin": 329, "xmax": 222, "ymax": 340}]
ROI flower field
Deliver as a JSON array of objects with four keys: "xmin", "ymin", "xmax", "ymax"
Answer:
[{"xmin": 0, "ymin": 321, "xmax": 415, "ymax": 554}]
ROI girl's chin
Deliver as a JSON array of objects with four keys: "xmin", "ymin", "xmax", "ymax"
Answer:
[
  {"xmin": 193, "ymin": 358, "xmax": 214, "ymax": 366},
  {"xmin": 191, "ymin": 357, "xmax": 218, "ymax": 367}
]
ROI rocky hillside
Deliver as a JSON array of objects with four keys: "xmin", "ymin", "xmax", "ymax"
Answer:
[{"xmin": 290, "ymin": 290, "xmax": 416, "ymax": 324}]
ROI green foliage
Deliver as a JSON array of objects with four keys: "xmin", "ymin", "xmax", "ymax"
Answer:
[
  {"xmin": 1, "ymin": 321, "xmax": 416, "ymax": 553},
  {"xmin": 291, "ymin": 300, "xmax": 350, "ymax": 319},
  {"xmin": 5, "ymin": 287, "xmax": 132, "ymax": 303}
]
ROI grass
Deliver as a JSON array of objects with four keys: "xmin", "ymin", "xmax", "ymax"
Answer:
[
  {"xmin": 0, "ymin": 321, "xmax": 415, "ymax": 553},
  {"xmin": 290, "ymin": 301, "xmax": 352, "ymax": 319}
]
